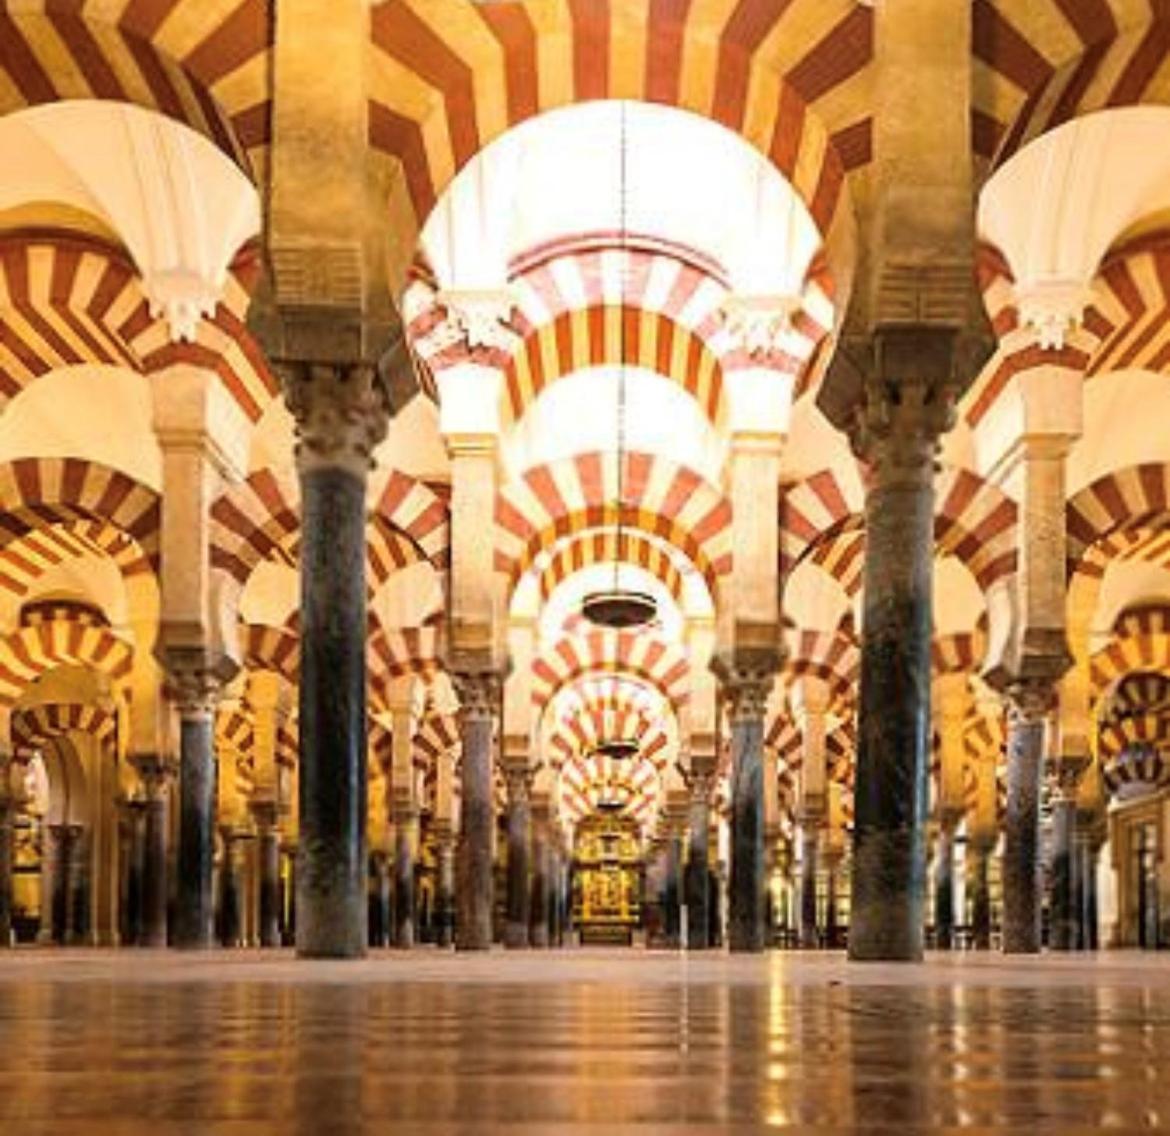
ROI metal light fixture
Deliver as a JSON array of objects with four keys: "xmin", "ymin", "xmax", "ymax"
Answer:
[
  {"xmin": 592, "ymin": 738, "xmax": 639, "ymax": 762},
  {"xmin": 582, "ymin": 101, "xmax": 657, "ymax": 632}
]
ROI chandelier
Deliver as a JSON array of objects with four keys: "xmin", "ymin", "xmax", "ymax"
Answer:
[{"xmin": 582, "ymin": 102, "xmax": 657, "ymax": 631}]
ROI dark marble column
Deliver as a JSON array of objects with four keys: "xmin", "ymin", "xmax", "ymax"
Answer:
[
  {"xmin": 393, "ymin": 809, "xmax": 417, "ymax": 948},
  {"xmin": 502, "ymin": 763, "xmax": 531, "ymax": 948},
  {"xmin": 367, "ymin": 851, "xmax": 389, "ymax": 948},
  {"xmin": 825, "ymin": 851, "xmax": 842, "ymax": 948},
  {"xmin": 281, "ymin": 361, "xmax": 388, "ymax": 959},
  {"xmin": 453, "ymin": 673, "xmax": 498, "ymax": 950},
  {"xmin": 65, "ymin": 824, "xmax": 89, "ymax": 945},
  {"xmin": 219, "ymin": 832, "xmax": 245, "ymax": 945},
  {"xmin": 47, "ymin": 828, "xmax": 72, "ymax": 940},
  {"xmin": 252, "ymin": 801, "xmax": 282, "ymax": 949},
  {"xmin": 934, "ymin": 817, "xmax": 957, "ymax": 950},
  {"xmin": 170, "ymin": 671, "xmax": 220, "ymax": 949},
  {"xmin": 662, "ymin": 828, "xmax": 683, "ymax": 948},
  {"xmin": 118, "ymin": 800, "xmax": 143, "ymax": 947},
  {"xmin": 132, "ymin": 757, "xmax": 171, "ymax": 948},
  {"xmin": 968, "ymin": 835, "xmax": 993, "ymax": 951},
  {"xmin": 685, "ymin": 771, "xmax": 713, "ymax": 951},
  {"xmin": 1081, "ymin": 822, "xmax": 1103, "ymax": 951},
  {"xmin": 549, "ymin": 845, "xmax": 564, "ymax": 947},
  {"xmin": 849, "ymin": 332, "xmax": 955, "ymax": 962},
  {"xmin": 800, "ymin": 817, "xmax": 820, "ymax": 949},
  {"xmin": 0, "ymin": 783, "xmax": 13, "ymax": 948},
  {"xmin": 714, "ymin": 661, "xmax": 774, "ymax": 953},
  {"xmin": 1002, "ymin": 683, "xmax": 1051, "ymax": 954},
  {"xmin": 529, "ymin": 800, "xmax": 550, "ymax": 948},
  {"xmin": 1048, "ymin": 786, "xmax": 1078, "ymax": 952},
  {"xmin": 433, "ymin": 822, "xmax": 455, "ymax": 948},
  {"xmin": 282, "ymin": 844, "xmax": 297, "ymax": 945}
]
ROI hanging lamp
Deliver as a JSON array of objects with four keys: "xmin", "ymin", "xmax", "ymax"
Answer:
[
  {"xmin": 582, "ymin": 102, "xmax": 657, "ymax": 631},
  {"xmin": 591, "ymin": 738, "xmax": 639, "ymax": 762}
]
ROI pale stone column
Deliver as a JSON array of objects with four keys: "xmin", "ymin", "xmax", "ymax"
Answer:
[
  {"xmin": 502, "ymin": 758, "xmax": 532, "ymax": 948},
  {"xmin": 453, "ymin": 672, "xmax": 499, "ymax": 950},
  {"xmin": 1002, "ymin": 681, "xmax": 1052, "ymax": 954},
  {"xmin": 714, "ymin": 663, "xmax": 775, "ymax": 952},
  {"xmin": 169, "ymin": 668, "xmax": 222, "ymax": 949},
  {"xmin": 685, "ymin": 761, "xmax": 715, "ymax": 951},
  {"xmin": 280, "ymin": 361, "xmax": 388, "ymax": 958},
  {"xmin": 848, "ymin": 328, "xmax": 955, "ymax": 962},
  {"xmin": 131, "ymin": 756, "xmax": 172, "ymax": 948}
]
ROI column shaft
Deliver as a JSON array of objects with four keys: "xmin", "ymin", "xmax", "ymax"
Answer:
[
  {"xmin": 800, "ymin": 822, "xmax": 820, "ymax": 949},
  {"xmin": 298, "ymin": 464, "xmax": 368, "ymax": 957},
  {"xmin": 141, "ymin": 795, "xmax": 169, "ymax": 947},
  {"xmin": 850, "ymin": 447, "xmax": 934, "ymax": 962},
  {"xmin": 174, "ymin": 710, "xmax": 217, "ymax": 948},
  {"xmin": 1002, "ymin": 703, "xmax": 1045, "ymax": 954},
  {"xmin": 435, "ymin": 831, "xmax": 455, "ymax": 948},
  {"xmin": 934, "ymin": 822, "xmax": 955, "ymax": 950},
  {"xmin": 685, "ymin": 789, "xmax": 711, "ymax": 950},
  {"xmin": 256, "ymin": 821, "xmax": 281, "ymax": 949},
  {"xmin": 969, "ymin": 842, "xmax": 992, "ymax": 951},
  {"xmin": 530, "ymin": 824, "xmax": 550, "ymax": 948},
  {"xmin": 504, "ymin": 774, "xmax": 530, "ymax": 948},
  {"xmin": 66, "ymin": 826, "xmax": 89, "ymax": 945},
  {"xmin": 663, "ymin": 835, "xmax": 682, "ymax": 948},
  {"xmin": 1049, "ymin": 795, "xmax": 1077, "ymax": 952},
  {"xmin": 455, "ymin": 677, "xmax": 496, "ymax": 950},
  {"xmin": 394, "ymin": 815, "xmax": 416, "ymax": 948},
  {"xmin": 0, "ymin": 794, "xmax": 13, "ymax": 948}
]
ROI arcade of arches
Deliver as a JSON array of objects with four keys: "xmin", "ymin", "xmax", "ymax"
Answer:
[{"xmin": 2, "ymin": 0, "xmax": 1170, "ymax": 970}]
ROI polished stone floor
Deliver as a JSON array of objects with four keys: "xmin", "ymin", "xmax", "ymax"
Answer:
[{"xmin": 0, "ymin": 949, "xmax": 1168, "ymax": 1133}]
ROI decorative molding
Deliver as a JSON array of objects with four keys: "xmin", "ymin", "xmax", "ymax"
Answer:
[
  {"xmin": 1014, "ymin": 279, "xmax": 1094, "ymax": 352},
  {"xmin": 433, "ymin": 289, "xmax": 518, "ymax": 353},
  {"xmin": 720, "ymin": 293, "xmax": 802, "ymax": 358},
  {"xmin": 143, "ymin": 267, "xmax": 222, "ymax": 343}
]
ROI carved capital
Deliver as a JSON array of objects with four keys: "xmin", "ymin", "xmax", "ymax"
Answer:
[
  {"xmin": 130, "ymin": 754, "xmax": 175, "ymax": 801},
  {"xmin": 1014, "ymin": 279, "xmax": 1094, "ymax": 352},
  {"xmin": 452, "ymin": 671, "xmax": 501, "ymax": 723},
  {"xmin": 502, "ymin": 761, "xmax": 532, "ymax": 804},
  {"xmin": 279, "ymin": 360, "xmax": 390, "ymax": 478},
  {"xmin": 720, "ymin": 293, "xmax": 802, "ymax": 358},
  {"xmin": 433, "ymin": 289, "xmax": 518, "ymax": 354},
  {"xmin": 711, "ymin": 651, "xmax": 777, "ymax": 724},
  {"xmin": 1006, "ymin": 678, "xmax": 1055, "ymax": 725},
  {"xmin": 250, "ymin": 798, "xmax": 280, "ymax": 833},
  {"xmin": 850, "ymin": 327, "xmax": 958, "ymax": 481},
  {"xmin": 166, "ymin": 667, "xmax": 223, "ymax": 720}
]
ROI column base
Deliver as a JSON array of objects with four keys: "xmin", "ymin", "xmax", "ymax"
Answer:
[
  {"xmin": 848, "ymin": 830, "xmax": 924, "ymax": 962},
  {"xmin": 504, "ymin": 922, "xmax": 530, "ymax": 948}
]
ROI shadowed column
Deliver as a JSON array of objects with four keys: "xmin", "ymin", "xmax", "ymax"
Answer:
[
  {"xmin": 133, "ymin": 757, "xmax": 172, "ymax": 948},
  {"xmin": 0, "ymin": 772, "xmax": 12, "ymax": 948},
  {"xmin": 454, "ymin": 672, "xmax": 499, "ymax": 950},
  {"xmin": 170, "ymin": 672, "xmax": 222, "ymax": 949},
  {"xmin": 685, "ymin": 767, "xmax": 713, "ymax": 950},
  {"xmin": 280, "ymin": 361, "xmax": 388, "ymax": 959},
  {"xmin": 848, "ymin": 329, "xmax": 956, "ymax": 962},
  {"xmin": 253, "ymin": 800, "xmax": 282, "ymax": 949},
  {"xmin": 503, "ymin": 761, "xmax": 531, "ymax": 948}
]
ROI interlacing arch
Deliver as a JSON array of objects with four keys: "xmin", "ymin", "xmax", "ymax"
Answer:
[
  {"xmin": 11, "ymin": 700, "xmax": 116, "ymax": 759},
  {"xmin": 0, "ymin": 2, "xmax": 274, "ymax": 180},
  {"xmin": 0, "ymin": 456, "xmax": 160, "ymax": 574},
  {"xmin": 367, "ymin": 623, "xmax": 440, "ymax": 712},
  {"xmin": 783, "ymin": 464, "xmax": 1018, "ymax": 596},
  {"xmin": 368, "ymin": 0, "xmax": 873, "ymax": 281},
  {"xmin": 496, "ymin": 451, "xmax": 731, "ymax": 600},
  {"xmin": 0, "ymin": 616, "xmax": 134, "ymax": 703},
  {"xmin": 1098, "ymin": 671, "xmax": 1170, "ymax": 795},
  {"xmin": 972, "ymin": 3, "xmax": 1170, "ymax": 171},
  {"xmin": 1091, "ymin": 604, "xmax": 1170, "ymax": 694},
  {"xmin": 784, "ymin": 626, "xmax": 860, "ymax": 701},
  {"xmin": 211, "ymin": 467, "xmax": 450, "ymax": 593},
  {"xmin": 239, "ymin": 623, "xmax": 298, "ymax": 686},
  {"xmin": 1066, "ymin": 463, "xmax": 1170, "ymax": 580},
  {"xmin": 531, "ymin": 626, "xmax": 690, "ymax": 714}
]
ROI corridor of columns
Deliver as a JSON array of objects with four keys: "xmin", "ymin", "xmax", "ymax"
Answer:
[{"xmin": 0, "ymin": 0, "xmax": 1167, "ymax": 974}]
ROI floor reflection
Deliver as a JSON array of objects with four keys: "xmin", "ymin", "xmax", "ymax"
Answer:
[{"xmin": 0, "ymin": 953, "xmax": 1167, "ymax": 1132}]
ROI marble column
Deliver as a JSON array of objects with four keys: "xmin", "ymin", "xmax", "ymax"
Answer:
[
  {"xmin": 1002, "ymin": 683, "xmax": 1051, "ymax": 954},
  {"xmin": 0, "ymin": 784, "xmax": 13, "ymax": 948},
  {"xmin": 282, "ymin": 361, "xmax": 387, "ymax": 959},
  {"xmin": 453, "ymin": 672, "xmax": 499, "ymax": 950},
  {"xmin": 849, "ymin": 333, "xmax": 954, "ymax": 962},
  {"xmin": 65, "ymin": 824, "xmax": 89, "ymax": 946},
  {"xmin": 218, "ymin": 828, "xmax": 244, "ymax": 947},
  {"xmin": 368, "ymin": 851, "xmax": 390, "ymax": 948},
  {"xmin": 549, "ymin": 845, "xmax": 564, "ymax": 947},
  {"xmin": 40, "ymin": 823, "xmax": 67, "ymax": 944},
  {"xmin": 825, "ymin": 850, "xmax": 842, "ymax": 948},
  {"xmin": 138, "ymin": 760, "xmax": 171, "ymax": 948},
  {"xmin": 252, "ymin": 800, "xmax": 282, "ymax": 949},
  {"xmin": 933, "ymin": 816, "xmax": 958, "ymax": 951},
  {"xmin": 715, "ymin": 662, "xmax": 774, "ymax": 953},
  {"xmin": 393, "ymin": 806, "xmax": 417, "ymax": 948},
  {"xmin": 968, "ymin": 835, "xmax": 993, "ymax": 951},
  {"xmin": 170, "ymin": 672, "xmax": 220, "ymax": 950},
  {"xmin": 800, "ymin": 816, "xmax": 821, "ymax": 949},
  {"xmin": 685, "ymin": 771, "xmax": 713, "ymax": 951},
  {"xmin": 502, "ymin": 763, "xmax": 531, "ymax": 948},
  {"xmin": 433, "ymin": 822, "xmax": 455, "ymax": 948},
  {"xmin": 119, "ymin": 799, "xmax": 144, "ymax": 947},
  {"xmin": 1048, "ymin": 786, "xmax": 1077, "ymax": 952},
  {"xmin": 662, "ymin": 827, "xmax": 683, "ymax": 949},
  {"xmin": 1080, "ymin": 822, "xmax": 1102, "ymax": 951},
  {"xmin": 529, "ymin": 797, "xmax": 551, "ymax": 948}
]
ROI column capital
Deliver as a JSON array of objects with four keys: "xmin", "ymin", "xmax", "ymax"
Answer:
[
  {"xmin": 711, "ymin": 650, "xmax": 778, "ymax": 723},
  {"xmin": 249, "ymin": 798, "xmax": 280, "ymax": 833},
  {"xmin": 130, "ymin": 754, "xmax": 175, "ymax": 800},
  {"xmin": 849, "ymin": 326, "xmax": 959, "ymax": 478},
  {"xmin": 501, "ymin": 759, "xmax": 533, "ymax": 803},
  {"xmin": 279, "ymin": 359, "xmax": 390, "ymax": 478},
  {"xmin": 452, "ymin": 670, "xmax": 502, "ymax": 722},
  {"xmin": 1005, "ymin": 677, "xmax": 1056, "ymax": 725},
  {"xmin": 165, "ymin": 659, "xmax": 226, "ymax": 720}
]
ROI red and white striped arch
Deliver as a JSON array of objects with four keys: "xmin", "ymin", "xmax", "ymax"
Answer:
[
  {"xmin": 496, "ymin": 451, "xmax": 731, "ymax": 597},
  {"xmin": 11, "ymin": 700, "xmax": 116, "ymax": 760},
  {"xmin": 239, "ymin": 622, "xmax": 298, "ymax": 686},
  {"xmin": 532, "ymin": 626, "xmax": 690, "ymax": 713},
  {"xmin": 973, "ymin": 3, "xmax": 1170, "ymax": 172},
  {"xmin": 0, "ymin": 2, "xmax": 273, "ymax": 181},
  {"xmin": 1066, "ymin": 463, "xmax": 1170, "ymax": 581},
  {"xmin": 370, "ymin": 0, "xmax": 873, "ymax": 282},
  {"xmin": 1091, "ymin": 603, "xmax": 1170, "ymax": 695},
  {"xmin": 0, "ymin": 619, "xmax": 133, "ymax": 703}
]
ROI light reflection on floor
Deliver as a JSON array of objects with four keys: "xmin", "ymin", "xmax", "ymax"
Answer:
[{"xmin": 0, "ymin": 950, "xmax": 1167, "ymax": 1133}]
